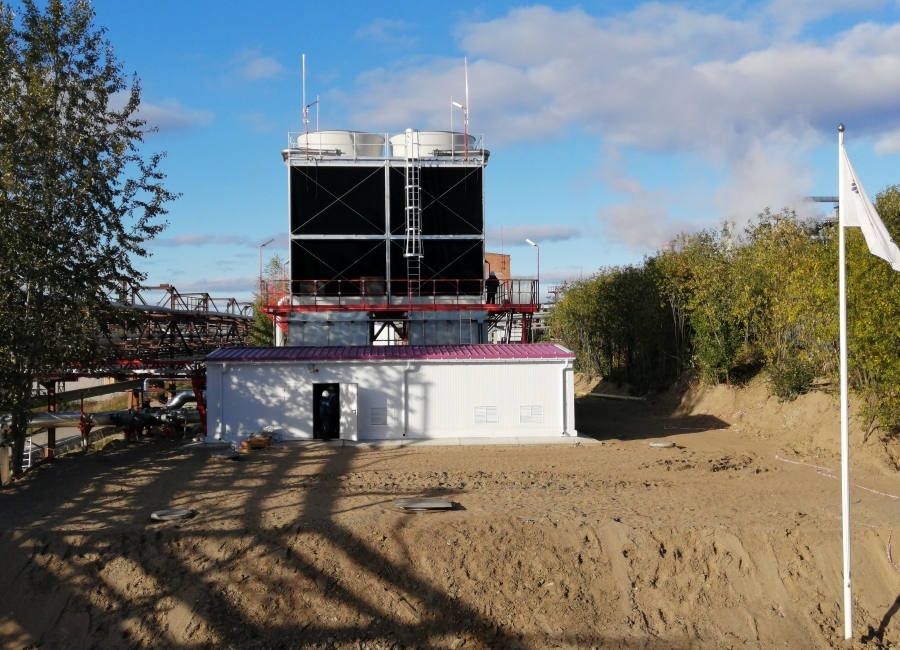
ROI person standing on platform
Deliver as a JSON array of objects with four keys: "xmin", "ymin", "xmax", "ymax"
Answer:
[{"xmin": 486, "ymin": 271, "xmax": 500, "ymax": 304}]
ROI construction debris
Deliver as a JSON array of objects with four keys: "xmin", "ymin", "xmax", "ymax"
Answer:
[{"xmin": 239, "ymin": 433, "xmax": 274, "ymax": 453}]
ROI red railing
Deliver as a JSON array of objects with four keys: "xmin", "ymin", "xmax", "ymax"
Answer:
[{"xmin": 260, "ymin": 278, "xmax": 538, "ymax": 313}]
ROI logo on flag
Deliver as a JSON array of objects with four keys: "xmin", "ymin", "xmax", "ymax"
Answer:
[{"xmin": 851, "ymin": 180, "xmax": 860, "ymax": 194}]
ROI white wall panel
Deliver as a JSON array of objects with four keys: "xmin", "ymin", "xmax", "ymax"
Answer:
[{"xmin": 208, "ymin": 357, "xmax": 575, "ymax": 442}]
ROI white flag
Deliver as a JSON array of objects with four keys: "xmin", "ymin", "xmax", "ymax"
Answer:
[{"xmin": 840, "ymin": 145, "xmax": 900, "ymax": 271}]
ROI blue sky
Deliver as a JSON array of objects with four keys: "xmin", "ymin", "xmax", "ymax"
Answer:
[{"xmin": 80, "ymin": 0, "xmax": 900, "ymax": 300}]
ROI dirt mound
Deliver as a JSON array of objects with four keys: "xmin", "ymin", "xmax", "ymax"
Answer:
[
  {"xmin": 2, "ymin": 380, "xmax": 900, "ymax": 649},
  {"xmin": 575, "ymin": 375, "xmax": 638, "ymax": 398},
  {"xmin": 667, "ymin": 378, "xmax": 900, "ymax": 475}
]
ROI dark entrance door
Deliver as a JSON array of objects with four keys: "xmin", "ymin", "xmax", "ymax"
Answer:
[{"xmin": 312, "ymin": 383, "xmax": 339, "ymax": 440}]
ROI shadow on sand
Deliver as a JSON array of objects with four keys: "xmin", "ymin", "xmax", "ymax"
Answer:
[
  {"xmin": 575, "ymin": 388, "xmax": 731, "ymax": 443},
  {"xmin": 0, "ymin": 435, "xmax": 703, "ymax": 649}
]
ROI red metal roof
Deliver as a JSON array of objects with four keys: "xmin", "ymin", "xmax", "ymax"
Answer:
[{"xmin": 207, "ymin": 344, "xmax": 573, "ymax": 363}]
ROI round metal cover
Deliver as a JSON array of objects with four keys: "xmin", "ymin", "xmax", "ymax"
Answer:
[
  {"xmin": 150, "ymin": 509, "xmax": 195, "ymax": 521},
  {"xmin": 394, "ymin": 498, "xmax": 453, "ymax": 511}
]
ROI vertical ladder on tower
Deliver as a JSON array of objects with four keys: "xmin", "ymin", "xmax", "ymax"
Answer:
[
  {"xmin": 404, "ymin": 129, "xmax": 422, "ymax": 297},
  {"xmin": 459, "ymin": 311, "xmax": 472, "ymax": 344}
]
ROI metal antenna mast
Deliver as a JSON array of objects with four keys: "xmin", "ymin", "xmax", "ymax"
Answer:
[
  {"xmin": 465, "ymin": 57, "xmax": 469, "ymax": 160},
  {"xmin": 302, "ymin": 56, "xmax": 318, "ymax": 161},
  {"xmin": 302, "ymin": 54, "xmax": 307, "ymax": 160},
  {"xmin": 451, "ymin": 58, "xmax": 470, "ymax": 161}
]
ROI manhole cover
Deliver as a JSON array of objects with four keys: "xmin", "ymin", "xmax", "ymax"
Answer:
[
  {"xmin": 394, "ymin": 498, "xmax": 453, "ymax": 511},
  {"xmin": 150, "ymin": 509, "xmax": 195, "ymax": 521}
]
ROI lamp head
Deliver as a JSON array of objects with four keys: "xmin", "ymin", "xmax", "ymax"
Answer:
[
  {"xmin": 526, "ymin": 239, "xmax": 537, "ymax": 247},
  {"xmin": 452, "ymin": 102, "xmax": 463, "ymax": 108}
]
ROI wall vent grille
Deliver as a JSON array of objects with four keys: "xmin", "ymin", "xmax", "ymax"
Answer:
[
  {"xmin": 519, "ymin": 405, "xmax": 543, "ymax": 424},
  {"xmin": 474, "ymin": 406, "xmax": 499, "ymax": 424},
  {"xmin": 370, "ymin": 407, "xmax": 388, "ymax": 426}
]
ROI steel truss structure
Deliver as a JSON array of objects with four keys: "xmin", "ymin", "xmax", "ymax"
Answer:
[
  {"xmin": 99, "ymin": 284, "xmax": 252, "ymax": 368},
  {"xmin": 35, "ymin": 283, "xmax": 250, "ymax": 400},
  {"xmin": 23, "ymin": 284, "xmax": 251, "ymax": 455}
]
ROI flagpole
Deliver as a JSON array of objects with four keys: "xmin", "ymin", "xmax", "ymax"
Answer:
[{"xmin": 838, "ymin": 122, "xmax": 853, "ymax": 640}]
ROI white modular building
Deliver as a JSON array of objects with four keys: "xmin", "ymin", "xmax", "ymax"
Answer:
[{"xmin": 206, "ymin": 344, "xmax": 577, "ymax": 442}]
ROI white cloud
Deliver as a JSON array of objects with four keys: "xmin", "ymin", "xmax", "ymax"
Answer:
[
  {"xmin": 713, "ymin": 139, "xmax": 818, "ymax": 223},
  {"xmin": 764, "ymin": 0, "xmax": 890, "ymax": 37},
  {"xmin": 597, "ymin": 170, "xmax": 700, "ymax": 251},
  {"xmin": 354, "ymin": 19, "xmax": 418, "ymax": 46},
  {"xmin": 139, "ymin": 100, "xmax": 214, "ymax": 132},
  {"xmin": 227, "ymin": 50, "xmax": 286, "ymax": 82},
  {"xmin": 485, "ymin": 224, "xmax": 579, "ymax": 246},
  {"xmin": 174, "ymin": 275, "xmax": 258, "ymax": 294},
  {"xmin": 110, "ymin": 93, "xmax": 214, "ymax": 133},
  {"xmin": 593, "ymin": 146, "xmax": 702, "ymax": 251},
  {"xmin": 874, "ymin": 128, "xmax": 900, "ymax": 154},
  {"xmin": 153, "ymin": 234, "xmax": 250, "ymax": 247},
  {"xmin": 600, "ymin": 201, "xmax": 697, "ymax": 252},
  {"xmin": 345, "ymin": 4, "xmax": 900, "ymax": 248},
  {"xmin": 151, "ymin": 233, "xmax": 289, "ymax": 249}
]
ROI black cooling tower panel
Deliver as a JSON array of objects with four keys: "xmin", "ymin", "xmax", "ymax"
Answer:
[
  {"xmin": 291, "ymin": 239, "xmax": 386, "ymax": 292},
  {"xmin": 290, "ymin": 166, "xmax": 385, "ymax": 235},
  {"xmin": 389, "ymin": 166, "xmax": 483, "ymax": 235},
  {"xmin": 389, "ymin": 239, "xmax": 483, "ymax": 280}
]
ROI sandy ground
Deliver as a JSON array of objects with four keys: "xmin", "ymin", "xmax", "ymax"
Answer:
[{"xmin": 3, "ymin": 378, "xmax": 900, "ymax": 649}]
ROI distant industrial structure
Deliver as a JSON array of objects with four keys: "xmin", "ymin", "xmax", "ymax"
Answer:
[{"xmin": 8, "ymin": 283, "xmax": 252, "ymax": 473}]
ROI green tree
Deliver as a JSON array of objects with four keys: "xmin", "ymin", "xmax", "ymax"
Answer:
[
  {"xmin": 847, "ymin": 186, "xmax": 900, "ymax": 433},
  {"xmin": 0, "ymin": 0, "xmax": 175, "ymax": 475},
  {"xmin": 732, "ymin": 210, "xmax": 835, "ymax": 398},
  {"xmin": 249, "ymin": 253, "xmax": 285, "ymax": 347},
  {"xmin": 548, "ymin": 261, "xmax": 678, "ymax": 390},
  {"xmin": 673, "ymin": 224, "xmax": 743, "ymax": 383}
]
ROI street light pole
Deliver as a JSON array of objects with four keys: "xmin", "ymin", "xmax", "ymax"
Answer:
[
  {"xmin": 526, "ymin": 238, "xmax": 539, "ymax": 303},
  {"xmin": 259, "ymin": 238, "xmax": 274, "ymax": 290}
]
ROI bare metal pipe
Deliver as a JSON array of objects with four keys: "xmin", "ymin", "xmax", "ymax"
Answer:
[{"xmin": 166, "ymin": 391, "xmax": 198, "ymax": 409}]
